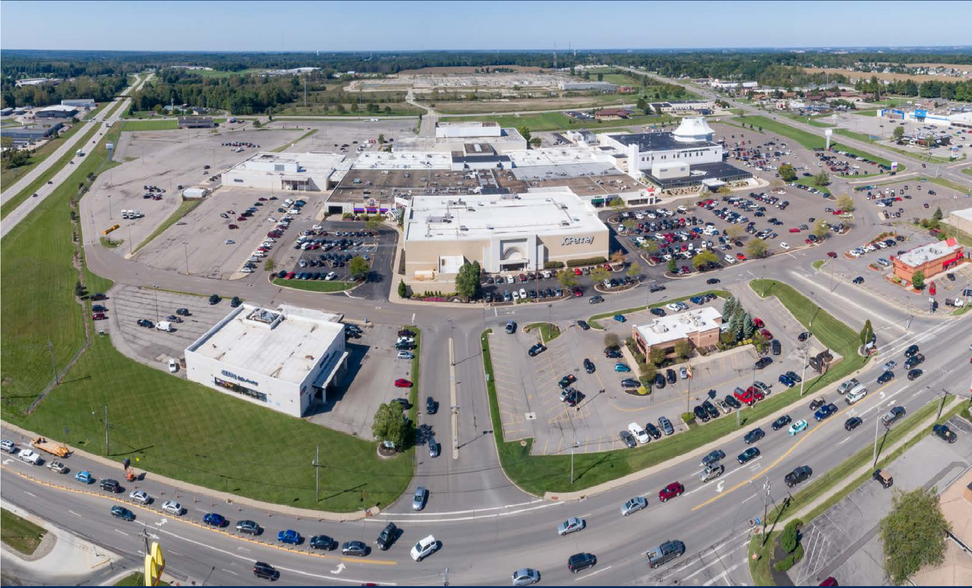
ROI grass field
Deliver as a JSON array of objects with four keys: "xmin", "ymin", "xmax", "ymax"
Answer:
[
  {"xmin": 1, "ymin": 118, "xmax": 23, "ymax": 127},
  {"xmin": 433, "ymin": 93, "xmax": 635, "ymax": 115},
  {"xmin": 132, "ymin": 199, "xmax": 203, "ymax": 254},
  {"xmin": 272, "ymin": 278, "xmax": 355, "ymax": 292},
  {"xmin": 122, "ymin": 118, "xmax": 227, "ymax": 132},
  {"xmin": 114, "ymin": 572, "xmax": 169, "ymax": 586},
  {"xmin": 0, "ymin": 508, "xmax": 47, "ymax": 555},
  {"xmin": 445, "ymin": 111, "xmax": 673, "ymax": 133},
  {"xmin": 480, "ymin": 281, "xmax": 868, "ymax": 496},
  {"xmin": 851, "ymin": 109, "xmax": 878, "ymax": 117},
  {"xmin": 0, "ymin": 121, "xmax": 87, "ymax": 196},
  {"xmin": 274, "ymin": 104, "xmax": 423, "ymax": 117},
  {"xmin": 833, "ymin": 128, "xmax": 873, "ymax": 143},
  {"xmin": 190, "ymin": 68, "xmax": 266, "ymax": 79},
  {"xmin": 812, "ymin": 260, "xmax": 825, "ymax": 270},
  {"xmin": 963, "ymin": 167, "xmax": 972, "ymax": 177},
  {"xmin": 779, "ymin": 112, "xmax": 834, "ymax": 128},
  {"xmin": 270, "ymin": 128, "xmax": 318, "ymax": 152},
  {"xmin": 525, "ymin": 322, "xmax": 561, "ymax": 343}
]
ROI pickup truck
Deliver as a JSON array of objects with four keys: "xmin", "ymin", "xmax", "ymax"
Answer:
[
  {"xmin": 31, "ymin": 436, "xmax": 71, "ymax": 457},
  {"xmin": 646, "ymin": 540, "xmax": 685, "ymax": 569},
  {"xmin": 932, "ymin": 424, "xmax": 957, "ymax": 444},
  {"xmin": 18, "ymin": 449, "xmax": 42, "ymax": 465}
]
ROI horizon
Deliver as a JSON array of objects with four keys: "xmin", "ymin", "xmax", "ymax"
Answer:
[{"xmin": 3, "ymin": 1, "xmax": 972, "ymax": 52}]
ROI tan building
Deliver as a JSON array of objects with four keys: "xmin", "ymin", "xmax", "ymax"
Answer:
[
  {"xmin": 402, "ymin": 190, "xmax": 609, "ymax": 278},
  {"xmin": 948, "ymin": 207, "xmax": 972, "ymax": 236},
  {"xmin": 632, "ymin": 307, "xmax": 723, "ymax": 358}
]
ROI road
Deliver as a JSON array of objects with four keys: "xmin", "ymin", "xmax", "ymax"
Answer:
[
  {"xmin": 4, "ymin": 67, "xmax": 972, "ymax": 586},
  {"xmin": 0, "ymin": 73, "xmax": 151, "ymax": 239}
]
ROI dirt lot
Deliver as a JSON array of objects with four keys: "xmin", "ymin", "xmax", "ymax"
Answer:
[{"xmin": 803, "ymin": 67, "xmax": 971, "ymax": 83}]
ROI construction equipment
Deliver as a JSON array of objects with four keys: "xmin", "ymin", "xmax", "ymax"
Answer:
[
  {"xmin": 123, "ymin": 458, "xmax": 138, "ymax": 482},
  {"xmin": 31, "ymin": 437, "xmax": 70, "ymax": 458}
]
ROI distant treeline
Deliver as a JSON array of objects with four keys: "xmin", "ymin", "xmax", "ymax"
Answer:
[
  {"xmin": 853, "ymin": 76, "xmax": 972, "ymax": 102},
  {"xmin": 0, "ymin": 75, "xmax": 128, "ymax": 109},
  {"xmin": 131, "ymin": 69, "xmax": 299, "ymax": 115}
]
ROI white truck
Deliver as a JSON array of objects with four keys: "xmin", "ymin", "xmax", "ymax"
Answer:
[
  {"xmin": 76, "ymin": 149, "xmax": 85, "ymax": 157},
  {"xmin": 18, "ymin": 449, "xmax": 42, "ymax": 465},
  {"xmin": 155, "ymin": 321, "xmax": 173, "ymax": 333}
]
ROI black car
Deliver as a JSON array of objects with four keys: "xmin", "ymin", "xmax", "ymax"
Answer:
[
  {"xmin": 703, "ymin": 400, "xmax": 719, "ymax": 420},
  {"xmin": 375, "ymin": 522, "xmax": 398, "ymax": 550},
  {"xmin": 584, "ymin": 358, "xmax": 596, "ymax": 373},
  {"xmin": 768, "ymin": 416, "xmax": 791, "ymax": 432},
  {"xmin": 619, "ymin": 430, "xmax": 637, "ymax": 448},
  {"xmin": 650, "ymin": 308, "xmax": 666, "ymax": 317},
  {"xmin": 621, "ymin": 378, "xmax": 640, "ymax": 389},
  {"xmin": 645, "ymin": 423, "xmax": 662, "ymax": 440},
  {"xmin": 90, "ymin": 293, "xmax": 107, "ymax": 301},
  {"xmin": 137, "ymin": 319, "xmax": 153, "ymax": 328},
  {"xmin": 231, "ymin": 296, "xmax": 242, "ymax": 308},
  {"xmin": 809, "ymin": 397, "xmax": 826, "ymax": 411},
  {"xmin": 904, "ymin": 344, "xmax": 919, "ymax": 358},
  {"xmin": 589, "ymin": 295, "xmax": 604, "ymax": 304},
  {"xmin": 877, "ymin": 370, "xmax": 894, "ymax": 384},
  {"xmin": 175, "ymin": 308, "xmax": 190, "ymax": 316},
  {"xmin": 737, "ymin": 447, "xmax": 761, "ymax": 464},
  {"xmin": 528, "ymin": 343, "xmax": 546, "ymax": 357},
  {"xmin": 654, "ymin": 373, "xmax": 666, "ymax": 389},
  {"xmin": 933, "ymin": 424, "xmax": 957, "ymax": 444},
  {"xmin": 310, "ymin": 535, "xmax": 335, "ymax": 550},
  {"xmin": 567, "ymin": 553, "xmax": 597, "ymax": 574},
  {"xmin": 100, "ymin": 479, "xmax": 121, "ymax": 493},
  {"xmin": 797, "ymin": 331, "xmax": 812, "ymax": 342},
  {"xmin": 907, "ymin": 369, "xmax": 923, "ymax": 380},
  {"xmin": 110, "ymin": 505, "xmax": 135, "ymax": 521},
  {"xmin": 577, "ymin": 320, "xmax": 590, "ymax": 331},
  {"xmin": 666, "ymin": 369, "xmax": 677, "ymax": 384},
  {"xmin": 706, "ymin": 278, "xmax": 721, "ymax": 285},
  {"xmin": 771, "ymin": 339, "xmax": 782, "ymax": 356},
  {"xmin": 605, "ymin": 348, "xmax": 623, "ymax": 359},
  {"xmin": 208, "ymin": 294, "xmax": 220, "ymax": 305},
  {"xmin": 744, "ymin": 427, "xmax": 765, "ymax": 444},
  {"xmin": 754, "ymin": 357, "xmax": 773, "ymax": 370},
  {"xmin": 845, "ymin": 416, "xmax": 863, "ymax": 431},
  {"xmin": 426, "ymin": 396, "xmax": 437, "ymax": 415},
  {"xmin": 784, "ymin": 466, "xmax": 813, "ymax": 488},
  {"xmin": 693, "ymin": 405, "xmax": 710, "ymax": 423},
  {"xmin": 724, "ymin": 395, "xmax": 742, "ymax": 410},
  {"xmin": 904, "ymin": 354, "xmax": 924, "ymax": 369},
  {"xmin": 253, "ymin": 562, "xmax": 278, "ymax": 581}
]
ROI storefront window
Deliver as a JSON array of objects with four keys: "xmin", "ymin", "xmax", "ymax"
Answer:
[{"xmin": 214, "ymin": 376, "xmax": 268, "ymax": 403}]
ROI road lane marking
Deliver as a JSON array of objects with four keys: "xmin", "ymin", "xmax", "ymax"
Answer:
[
  {"xmin": 221, "ymin": 569, "xmax": 239, "ymax": 576},
  {"xmin": 24, "ymin": 491, "xmax": 36, "ymax": 498},
  {"xmin": 837, "ymin": 436, "xmax": 852, "ymax": 445},
  {"xmin": 114, "ymin": 529, "xmax": 129, "ymax": 536},
  {"xmin": 371, "ymin": 501, "xmax": 564, "ymax": 523},
  {"xmin": 69, "ymin": 510, "xmax": 82, "ymax": 517},
  {"xmin": 379, "ymin": 499, "xmax": 544, "ymax": 516},
  {"xmin": 704, "ymin": 561, "xmax": 747, "ymax": 586},
  {"xmin": 574, "ymin": 565, "xmax": 612, "ymax": 582}
]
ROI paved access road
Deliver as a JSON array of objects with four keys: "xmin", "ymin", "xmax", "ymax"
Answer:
[{"xmin": 0, "ymin": 73, "xmax": 152, "ymax": 239}]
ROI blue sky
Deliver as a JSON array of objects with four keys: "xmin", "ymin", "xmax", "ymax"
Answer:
[{"xmin": 2, "ymin": 1, "xmax": 971, "ymax": 51}]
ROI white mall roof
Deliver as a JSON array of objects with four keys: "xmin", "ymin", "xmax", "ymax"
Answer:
[
  {"xmin": 896, "ymin": 238, "xmax": 963, "ymax": 268},
  {"xmin": 352, "ymin": 151, "xmax": 452, "ymax": 170},
  {"xmin": 404, "ymin": 190, "xmax": 607, "ymax": 243},
  {"xmin": 635, "ymin": 307, "xmax": 723, "ymax": 347},
  {"xmin": 186, "ymin": 304, "xmax": 344, "ymax": 385},
  {"xmin": 673, "ymin": 117, "xmax": 715, "ymax": 142},
  {"xmin": 233, "ymin": 151, "xmax": 347, "ymax": 175}
]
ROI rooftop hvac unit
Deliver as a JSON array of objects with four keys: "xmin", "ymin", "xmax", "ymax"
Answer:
[
  {"xmin": 486, "ymin": 224, "xmax": 494, "ymax": 230},
  {"xmin": 460, "ymin": 226, "xmax": 469, "ymax": 231},
  {"xmin": 560, "ymin": 221, "xmax": 570, "ymax": 227}
]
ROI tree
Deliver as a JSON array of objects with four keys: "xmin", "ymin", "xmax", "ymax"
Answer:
[
  {"xmin": 747, "ymin": 238, "xmax": 768, "ymax": 259},
  {"xmin": 372, "ymin": 402, "xmax": 409, "ymax": 449},
  {"xmin": 627, "ymin": 261, "xmax": 641, "ymax": 281},
  {"xmin": 673, "ymin": 340, "xmax": 691, "ymax": 360},
  {"xmin": 590, "ymin": 266, "xmax": 610, "ymax": 284},
  {"xmin": 692, "ymin": 250, "xmax": 719, "ymax": 271},
  {"xmin": 813, "ymin": 219, "xmax": 830, "ymax": 240},
  {"xmin": 604, "ymin": 333, "xmax": 620, "ymax": 348},
  {"xmin": 649, "ymin": 347, "xmax": 666, "ymax": 366},
  {"xmin": 557, "ymin": 269, "xmax": 577, "ymax": 288},
  {"xmin": 397, "ymin": 280, "xmax": 408, "ymax": 299},
  {"xmin": 880, "ymin": 486, "xmax": 951, "ymax": 585},
  {"xmin": 377, "ymin": 133, "xmax": 385, "ymax": 145},
  {"xmin": 836, "ymin": 195, "xmax": 855, "ymax": 212},
  {"xmin": 741, "ymin": 311, "xmax": 756, "ymax": 339},
  {"xmin": 610, "ymin": 251, "xmax": 627, "ymax": 266},
  {"xmin": 517, "ymin": 126, "xmax": 532, "ymax": 149},
  {"xmin": 455, "ymin": 261, "xmax": 482, "ymax": 300},
  {"xmin": 529, "ymin": 137, "xmax": 541, "ymax": 148},
  {"xmin": 366, "ymin": 216, "xmax": 384, "ymax": 231},
  {"xmin": 729, "ymin": 310, "xmax": 744, "ymax": 341},
  {"xmin": 622, "ymin": 218, "xmax": 638, "ymax": 232},
  {"xmin": 778, "ymin": 163, "xmax": 797, "ymax": 182},
  {"xmin": 716, "ymin": 185, "xmax": 731, "ymax": 195},
  {"xmin": 597, "ymin": 73, "xmax": 604, "ymax": 82},
  {"xmin": 348, "ymin": 255, "xmax": 370, "ymax": 280},
  {"xmin": 813, "ymin": 171, "xmax": 830, "ymax": 188},
  {"xmin": 667, "ymin": 258, "xmax": 677, "ymax": 273},
  {"xmin": 722, "ymin": 295, "xmax": 737, "ymax": 321},
  {"xmin": 726, "ymin": 225, "xmax": 746, "ymax": 240},
  {"xmin": 640, "ymin": 362, "xmax": 657, "ymax": 383},
  {"xmin": 608, "ymin": 197, "xmax": 626, "ymax": 212},
  {"xmin": 911, "ymin": 270, "xmax": 925, "ymax": 290},
  {"xmin": 860, "ymin": 319, "xmax": 873, "ymax": 346},
  {"xmin": 932, "ymin": 207, "xmax": 944, "ymax": 222},
  {"xmin": 263, "ymin": 259, "xmax": 276, "ymax": 272}
]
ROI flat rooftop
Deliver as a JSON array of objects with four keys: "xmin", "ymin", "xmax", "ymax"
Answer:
[
  {"xmin": 896, "ymin": 238, "xmax": 963, "ymax": 268},
  {"xmin": 609, "ymin": 132, "xmax": 718, "ymax": 151},
  {"xmin": 404, "ymin": 190, "xmax": 608, "ymax": 243},
  {"xmin": 186, "ymin": 305, "xmax": 344, "ymax": 385},
  {"xmin": 645, "ymin": 161, "xmax": 752, "ymax": 188},
  {"xmin": 352, "ymin": 151, "xmax": 452, "ymax": 170},
  {"xmin": 635, "ymin": 307, "xmax": 723, "ymax": 347},
  {"xmin": 235, "ymin": 151, "xmax": 347, "ymax": 174},
  {"xmin": 329, "ymin": 169, "xmax": 480, "ymax": 203}
]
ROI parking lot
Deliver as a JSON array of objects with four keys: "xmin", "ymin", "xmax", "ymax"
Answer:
[
  {"xmin": 279, "ymin": 229, "xmax": 379, "ymax": 283},
  {"xmin": 489, "ymin": 289, "xmax": 822, "ymax": 456},
  {"xmin": 267, "ymin": 119, "xmax": 419, "ymax": 155}
]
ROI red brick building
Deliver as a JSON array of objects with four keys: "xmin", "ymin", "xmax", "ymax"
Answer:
[{"xmin": 892, "ymin": 238, "xmax": 965, "ymax": 284}]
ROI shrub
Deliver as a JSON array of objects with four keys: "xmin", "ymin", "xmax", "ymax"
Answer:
[
  {"xmin": 781, "ymin": 520, "xmax": 800, "ymax": 553},
  {"xmin": 544, "ymin": 261, "xmax": 564, "ymax": 269},
  {"xmin": 566, "ymin": 256, "xmax": 607, "ymax": 268},
  {"xmin": 774, "ymin": 543, "xmax": 805, "ymax": 572},
  {"xmin": 681, "ymin": 412, "xmax": 695, "ymax": 424}
]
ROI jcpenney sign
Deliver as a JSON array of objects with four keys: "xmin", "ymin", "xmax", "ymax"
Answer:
[
  {"xmin": 221, "ymin": 370, "xmax": 259, "ymax": 387},
  {"xmin": 561, "ymin": 236, "xmax": 595, "ymax": 246}
]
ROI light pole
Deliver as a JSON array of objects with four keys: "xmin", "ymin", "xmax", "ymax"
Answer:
[
  {"xmin": 92, "ymin": 406, "xmax": 110, "ymax": 456},
  {"xmin": 312, "ymin": 445, "xmax": 320, "ymax": 503},
  {"xmin": 570, "ymin": 439, "xmax": 580, "ymax": 484},
  {"xmin": 152, "ymin": 284, "xmax": 160, "ymax": 323},
  {"xmin": 183, "ymin": 243, "xmax": 190, "ymax": 275}
]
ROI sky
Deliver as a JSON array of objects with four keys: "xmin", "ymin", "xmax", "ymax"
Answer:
[{"xmin": 2, "ymin": 1, "xmax": 972, "ymax": 52}]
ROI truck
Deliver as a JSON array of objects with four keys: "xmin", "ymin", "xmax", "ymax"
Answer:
[
  {"xmin": 18, "ymin": 449, "xmax": 42, "ymax": 465},
  {"xmin": 31, "ymin": 436, "xmax": 71, "ymax": 458},
  {"xmin": 76, "ymin": 149, "xmax": 85, "ymax": 157},
  {"xmin": 944, "ymin": 298, "xmax": 966, "ymax": 308},
  {"xmin": 645, "ymin": 540, "xmax": 685, "ymax": 569}
]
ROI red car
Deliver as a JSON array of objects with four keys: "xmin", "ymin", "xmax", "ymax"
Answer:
[
  {"xmin": 92, "ymin": 312, "xmax": 107, "ymax": 321},
  {"xmin": 573, "ymin": 288, "xmax": 583, "ymax": 297},
  {"xmin": 228, "ymin": 224, "xmax": 238, "ymax": 229},
  {"xmin": 258, "ymin": 197, "xmax": 268, "ymax": 201},
  {"xmin": 832, "ymin": 209, "xmax": 843, "ymax": 215},
  {"xmin": 753, "ymin": 318, "xmax": 765, "ymax": 328},
  {"xmin": 286, "ymin": 272, "xmax": 296, "ymax": 279},
  {"xmin": 394, "ymin": 378, "xmax": 413, "ymax": 388},
  {"xmin": 788, "ymin": 228, "xmax": 801, "ymax": 233},
  {"xmin": 574, "ymin": 268, "xmax": 582, "ymax": 276},
  {"xmin": 760, "ymin": 329, "xmax": 773, "ymax": 340},
  {"xmin": 736, "ymin": 253, "xmax": 746, "ymax": 261},
  {"xmin": 237, "ymin": 216, "xmax": 246, "ymax": 221},
  {"xmin": 659, "ymin": 482, "xmax": 684, "ymax": 502}
]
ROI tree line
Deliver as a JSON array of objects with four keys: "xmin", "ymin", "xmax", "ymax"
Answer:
[{"xmin": 1, "ymin": 74, "xmax": 128, "ymax": 109}]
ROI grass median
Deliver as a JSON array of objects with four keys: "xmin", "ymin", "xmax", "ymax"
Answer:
[
  {"xmin": 525, "ymin": 322, "xmax": 561, "ymax": 343},
  {"xmin": 132, "ymin": 199, "xmax": 203, "ymax": 254},
  {"xmin": 445, "ymin": 112, "xmax": 674, "ymax": 132},
  {"xmin": 272, "ymin": 278, "xmax": 355, "ymax": 292},
  {"xmin": 122, "ymin": 118, "xmax": 227, "ymax": 132},
  {"xmin": 0, "ymin": 508, "xmax": 47, "ymax": 555},
  {"xmin": 482, "ymin": 281, "xmax": 866, "ymax": 495},
  {"xmin": 114, "ymin": 572, "xmax": 168, "ymax": 586},
  {"xmin": 270, "ymin": 128, "xmax": 318, "ymax": 152}
]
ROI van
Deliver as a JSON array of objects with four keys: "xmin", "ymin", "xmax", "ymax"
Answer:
[
  {"xmin": 284, "ymin": 199, "xmax": 294, "ymax": 205},
  {"xmin": 155, "ymin": 321, "xmax": 173, "ymax": 333},
  {"xmin": 845, "ymin": 384, "xmax": 867, "ymax": 405}
]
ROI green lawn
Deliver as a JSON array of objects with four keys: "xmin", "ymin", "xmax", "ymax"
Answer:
[
  {"xmin": 270, "ymin": 128, "xmax": 318, "ymax": 152},
  {"xmin": 132, "ymin": 199, "xmax": 203, "ymax": 254},
  {"xmin": 122, "ymin": 118, "xmax": 227, "ymax": 132},
  {"xmin": 812, "ymin": 260, "xmax": 825, "ymax": 270},
  {"xmin": 963, "ymin": 167, "xmax": 972, "ymax": 177},
  {"xmin": 481, "ymin": 281, "xmax": 868, "ymax": 496},
  {"xmin": 833, "ymin": 128, "xmax": 874, "ymax": 143},
  {"xmin": 779, "ymin": 112, "xmax": 834, "ymax": 128},
  {"xmin": 191, "ymin": 68, "xmax": 266, "ymax": 79},
  {"xmin": 274, "ymin": 105, "xmax": 423, "ymax": 117},
  {"xmin": 1, "ymin": 118, "xmax": 23, "ymax": 127},
  {"xmin": 0, "ymin": 121, "xmax": 88, "ymax": 199},
  {"xmin": 272, "ymin": 278, "xmax": 355, "ymax": 292},
  {"xmin": 114, "ymin": 572, "xmax": 168, "ymax": 586},
  {"xmin": 525, "ymin": 322, "xmax": 561, "ymax": 343},
  {"xmin": 851, "ymin": 109, "xmax": 878, "ymax": 117},
  {"xmin": 0, "ymin": 508, "xmax": 47, "ymax": 555}
]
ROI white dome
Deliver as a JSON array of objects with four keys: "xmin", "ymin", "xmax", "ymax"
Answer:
[{"xmin": 673, "ymin": 117, "xmax": 715, "ymax": 142}]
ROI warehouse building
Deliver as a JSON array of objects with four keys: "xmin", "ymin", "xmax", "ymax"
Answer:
[
  {"xmin": 185, "ymin": 305, "xmax": 349, "ymax": 418},
  {"xmin": 177, "ymin": 116, "xmax": 214, "ymax": 129},
  {"xmin": 402, "ymin": 189, "xmax": 609, "ymax": 278},
  {"xmin": 892, "ymin": 238, "xmax": 966, "ymax": 285},
  {"xmin": 650, "ymin": 100, "xmax": 715, "ymax": 114},
  {"xmin": 558, "ymin": 81, "xmax": 617, "ymax": 92},
  {"xmin": 948, "ymin": 208, "xmax": 972, "ymax": 236},
  {"xmin": 632, "ymin": 307, "xmax": 723, "ymax": 359},
  {"xmin": 0, "ymin": 122, "xmax": 64, "ymax": 147},
  {"xmin": 224, "ymin": 152, "xmax": 348, "ymax": 192},
  {"xmin": 35, "ymin": 105, "xmax": 78, "ymax": 119},
  {"xmin": 435, "ymin": 121, "xmax": 503, "ymax": 139},
  {"xmin": 61, "ymin": 98, "xmax": 96, "ymax": 109}
]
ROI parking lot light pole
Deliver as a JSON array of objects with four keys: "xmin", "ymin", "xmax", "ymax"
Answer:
[
  {"xmin": 570, "ymin": 440, "xmax": 580, "ymax": 484},
  {"xmin": 183, "ymin": 243, "xmax": 190, "ymax": 276},
  {"xmin": 152, "ymin": 284, "xmax": 160, "ymax": 323}
]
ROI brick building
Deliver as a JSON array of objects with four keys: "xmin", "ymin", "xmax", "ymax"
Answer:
[
  {"xmin": 892, "ymin": 238, "xmax": 965, "ymax": 284},
  {"xmin": 632, "ymin": 307, "xmax": 723, "ymax": 359}
]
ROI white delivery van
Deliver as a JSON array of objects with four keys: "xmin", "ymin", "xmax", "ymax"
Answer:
[
  {"xmin": 845, "ymin": 384, "xmax": 868, "ymax": 405},
  {"xmin": 155, "ymin": 321, "xmax": 173, "ymax": 333}
]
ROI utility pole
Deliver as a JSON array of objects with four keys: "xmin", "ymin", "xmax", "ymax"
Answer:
[
  {"xmin": 183, "ymin": 243, "xmax": 190, "ymax": 276},
  {"xmin": 761, "ymin": 477, "xmax": 771, "ymax": 546},
  {"xmin": 313, "ymin": 445, "xmax": 320, "ymax": 502},
  {"xmin": 153, "ymin": 285, "xmax": 160, "ymax": 323},
  {"xmin": 872, "ymin": 413, "xmax": 882, "ymax": 467},
  {"xmin": 570, "ymin": 440, "xmax": 579, "ymax": 484},
  {"xmin": 104, "ymin": 405, "xmax": 110, "ymax": 456},
  {"xmin": 799, "ymin": 343, "xmax": 810, "ymax": 396},
  {"xmin": 47, "ymin": 341, "xmax": 58, "ymax": 386}
]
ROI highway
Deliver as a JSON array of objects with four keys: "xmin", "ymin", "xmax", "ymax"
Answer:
[
  {"xmin": 0, "ymin": 73, "xmax": 152, "ymax": 239},
  {"xmin": 3, "ymin": 68, "xmax": 972, "ymax": 586}
]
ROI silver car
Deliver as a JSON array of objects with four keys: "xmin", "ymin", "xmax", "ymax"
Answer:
[
  {"xmin": 557, "ymin": 516, "xmax": 585, "ymax": 536},
  {"xmin": 620, "ymin": 496, "xmax": 648, "ymax": 517},
  {"xmin": 412, "ymin": 486, "xmax": 428, "ymax": 511},
  {"xmin": 512, "ymin": 568, "xmax": 541, "ymax": 586}
]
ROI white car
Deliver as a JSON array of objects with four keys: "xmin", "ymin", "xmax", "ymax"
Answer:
[
  {"xmin": 18, "ymin": 449, "xmax": 41, "ymax": 465},
  {"xmin": 666, "ymin": 303, "xmax": 681, "ymax": 312},
  {"xmin": 512, "ymin": 290, "xmax": 520, "ymax": 301},
  {"xmin": 397, "ymin": 351, "xmax": 414, "ymax": 360},
  {"xmin": 160, "ymin": 501, "xmax": 183, "ymax": 516},
  {"xmin": 325, "ymin": 272, "xmax": 337, "ymax": 281},
  {"xmin": 224, "ymin": 239, "xmax": 235, "ymax": 245},
  {"xmin": 628, "ymin": 422, "xmax": 650, "ymax": 444},
  {"xmin": 519, "ymin": 288, "xmax": 527, "ymax": 300},
  {"xmin": 410, "ymin": 534, "xmax": 438, "ymax": 562},
  {"xmin": 0, "ymin": 440, "xmax": 15, "ymax": 453},
  {"xmin": 724, "ymin": 254, "xmax": 737, "ymax": 265},
  {"xmin": 312, "ymin": 224, "xmax": 322, "ymax": 231},
  {"xmin": 506, "ymin": 275, "xmax": 514, "ymax": 284},
  {"xmin": 168, "ymin": 359, "xmax": 178, "ymax": 373},
  {"xmin": 780, "ymin": 242, "xmax": 790, "ymax": 250},
  {"xmin": 130, "ymin": 490, "xmax": 151, "ymax": 504}
]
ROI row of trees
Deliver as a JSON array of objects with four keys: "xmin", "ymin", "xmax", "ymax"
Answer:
[
  {"xmin": 854, "ymin": 75, "xmax": 972, "ymax": 102},
  {"xmin": 1, "ymin": 74, "xmax": 128, "ymax": 109}
]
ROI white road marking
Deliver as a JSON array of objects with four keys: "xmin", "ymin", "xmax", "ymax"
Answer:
[
  {"xmin": 372, "ymin": 501, "xmax": 563, "ymax": 523},
  {"xmin": 380, "ymin": 498, "xmax": 544, "ymax": 516},
  {"xmin": 740, "ymin": 493, "xmax": 758, "ymax": 505},
  {"xmin": 574, "ymin": 565, "xmax": 612, "ymax": 582},
  {"xmin": 222, "ymin": 569, "xmax": 239, "ymax": 577},
  {"xmin": 704, "ymin": 561, "xmax": 748, "ymax": 586},
  {"xmin": 114, "ymin": 529, "xmax": 129, "ymax": 536},
  {"xmin": 837, "ymin": 436, "xmax": 852, "ymax": 445},
  {"xmin": 330, "ymin": 563, "xmax": 346, "ymax": 575},
  {"xmin": 69, "ymin": 510, "xmax": 82, "ymax": 517},
  {"xmin": 24, "ymin": 491, "xmax": 37, "ymax": 498}
]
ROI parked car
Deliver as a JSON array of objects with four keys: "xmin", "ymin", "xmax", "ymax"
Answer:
[
  {"xmin": 785, "ymin": 466, "xmax": 813, "ymax": 488},
  {"xmin": 277, "ymin": 530, "xmax": 301, "ymax": 545},
  {"xmin": 310, "ymin": 534, "xmax": 336, "ymax": 550},
  {"xmin": 933, "ymin": 424, "xmax": 957, "ymax": 444},
  {"xmin": 236, "ymin": 520, "xmax": 262, "ymax": 535},
  {"xmin": 341, "ymin": 540, "xmax": 368, "ymax": 557}
]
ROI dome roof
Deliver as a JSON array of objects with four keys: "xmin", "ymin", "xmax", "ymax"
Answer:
[{"xmin": 673, "ymin": 117, "xmax": 715, "ymax": 142}]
